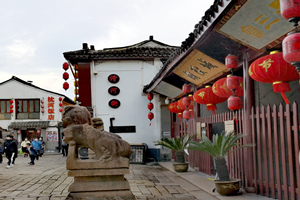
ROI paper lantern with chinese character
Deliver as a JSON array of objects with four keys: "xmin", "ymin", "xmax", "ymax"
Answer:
[
  {"xmin": 228, "ymin": 95, "xmax": 243, "ymax": 111},
  {"xmin": 283, "ymin": 32, "xmax": 300, "ymax": 71},
  {"xmin": 212, "ymin": 77, "xmax": 243, "ymax": 98},
  {"xmin": 168, "ymin": 102, "xmax": 184, "ymax": 113},
  {"xmin": 194, "ymin": 86, "xmax": 227, "ymax": 115},
  {"xmin": 249, "ymin": 51, "xmax": 299, "ymax": 104},
  {"xmin": 280, "ymin": 0, "xmax": 300, "ymax": 24}
]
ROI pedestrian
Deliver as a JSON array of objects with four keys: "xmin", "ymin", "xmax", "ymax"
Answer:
[
  {"xmin": 24, "ymin": 142, "xmax": 37, "ymax": 165},
  {"xmin": 4, "ymin": 134, "xmax": 18, "ymax": 168},
  {"xmin": 0, "ymin": 138, "xmax": 4, "ymax": 164},
  {"xmin": 31, "ymin": 137, "xmax": 42, "ymax": 160},
  {"xmin": 39, "ymin": 137, "xmax": 45, "ymax": 157},
  {"xmin": 21, "ymin": 137, "xmax": 30, "ymax": 157},
  {"xmin": 61, "ymin": 136, "xmax": 68, "ymax": 157}
]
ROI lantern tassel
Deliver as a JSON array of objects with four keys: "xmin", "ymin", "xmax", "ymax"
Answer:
[
  {"xmin": 207, "ymin": 104, "xmax": 217, "ymax": 115},
  {"xmin": 273, "ymin": 81, "xmax": 291, "ymax": 104}
]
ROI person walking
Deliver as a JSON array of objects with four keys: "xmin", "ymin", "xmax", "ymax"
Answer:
[
  {"xmin": 24, "ymin": 142, "xmax": 37, "ymax": 165},
  {"xmin": 20, "ymin": 137, "xmax": 30, "ymax": 157},
  {"xmin": 0, "ymin": 138, "xmax": 4, "ymax": 164},
  {"xmin": 31, "ymin": 137, "xmax": 42, "ymax": 160},
  {"xmin": 61, "ymin": 136, "xmax": 68, "ymax": 157},
  {"xmin": 4, "ymin": 134, "xmax": 18, "ymax": 168},
  {"xmin": 39, "ymin": 137, "xmax": 45, "ymax": 157}
]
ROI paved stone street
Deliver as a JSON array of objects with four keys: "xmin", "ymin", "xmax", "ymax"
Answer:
[{"xmin": 0, "ymin": 154, "xmax": 271, "ymax": 200}]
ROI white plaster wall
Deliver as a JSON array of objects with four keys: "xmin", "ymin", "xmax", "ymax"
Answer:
[
  {"xmin": 91, "ymin": 60, "xmax": 162, "ymax": 148},
  {"xmin": 0, "ymin": 80, "xmax": 64, "ymax": 129}
]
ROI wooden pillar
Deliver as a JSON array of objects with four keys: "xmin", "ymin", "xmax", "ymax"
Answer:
[{"xmin": 243, "ymin": 51, "xmax": 255, "ymax": 192}]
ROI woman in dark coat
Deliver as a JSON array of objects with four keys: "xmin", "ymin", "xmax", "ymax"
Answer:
[{"xmin": 4, "ymin": 134, "xmax": 18, "ymax": 168}]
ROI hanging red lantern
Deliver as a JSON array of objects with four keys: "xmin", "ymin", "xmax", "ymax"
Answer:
[
  {"xmin": 147, "ymin": 93, "xmax": 153, "ymax": 100},
  {"xmin": 10, "ymin": 109, "xmax": 13, "ymax": 113},
  {"xmin": 228, "ymin": 95, "xmax": 243, "ymax": 111},
  {"xmin": 148, "ymin": 112, "xmax": 154, "ymax": 126},
  {"xmin": 148, "ymin": 102, "xmax": 154, "ymax": 110},
  {"xmin": 41, "ymin": 109, "xmax": 44, "ymax": 113},
  {"xmin": 9, "ymin": 104, "xmax": 13, "ymax": 109},
  {"xmin": 182, "ymin": 84, "xmax": 191, "ymax": 93},
  {"xmin": 249, "ymin": 51, "xmax": 299, "ymax": 104},
  {"xmin": 168, "ymin": 102, "xmax": 184, "ymax": 113},
  {"xmin": 182, "ymin": 97, "xmax": 191, "ymax": 107},
  {"xmin": 213, "ymin": 77, "xmax": 243, "ymax": 98},
  {"xmin": 63, "ymin": 82, "xmax": 69, "ymax": 91},
  {"xmin": 225, "ymin": 54, "xmax": 238, "ymax": 69},
  {"xmin": 227, "ymin": 75, "xmax": 241, "ymax": 91},
  {"xmin": 59, "ymin": 108, "xmax": 63, "ymax": 112},
  {"xmin": 63, "ymin": 72, "xmax": 69, "ymax": 81},
  {"xmin": 280, "ymin": 0, "xmax": 300, "ymax": 24},
  {"xmin": 183, "ymin": 110, "xmax": 191, "ymax": 120},
  {"xmin": 9, "ymin": 99, "xmax": 13, "ymax": 104},
  {"xmin": 63, "ymin": 62, "xmax": 69, "ymax": 71},
  {"xmin": 282, "ymin": 31, "xmax": 300, "ymax": 75},
  {"xmin": 177, "ymin": 113, "xmax": 183, "ymax": 119},
  {"xmin": 59, "ymin": 97, "xmax": 63, "ymax": 101},
  {"xmin": 178, "ymin": 97, "xmax": 194, "ymax": 110},
  {"xmin": 193, "ymin": 86, "xmax": 227, "ymax": 115}
]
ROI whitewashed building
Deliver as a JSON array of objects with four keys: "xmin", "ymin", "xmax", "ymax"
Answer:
[
  {"xmin": 63, "ymin": 36, "xmax": 179, "ymax": 161},
  {"xmin": 0, "ymin": 76, "xmax": 74, "ymax": 151}
]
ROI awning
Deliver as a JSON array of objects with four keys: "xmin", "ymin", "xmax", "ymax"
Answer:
[{"xmin": 8, "ymin": 121, "xmax": 50, "ymax": 129}]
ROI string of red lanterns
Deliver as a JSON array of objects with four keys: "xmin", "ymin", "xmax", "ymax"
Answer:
[
  {"xmin": 147, "ymin": 93, "xmax": 154, "ymax": 126},
  {"xmin": 62, "ymin": 62, "xmax": 69, "ymax": 91},
  {"xmin": 280, "ymin": 0, "xmax": 300, "ymax": 90},
  {"xmin": 9, "ymin": 99, "xmax": 14, "ymax": 113}
]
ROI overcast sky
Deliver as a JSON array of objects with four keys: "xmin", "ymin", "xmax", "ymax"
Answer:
[{"xmin": 0, "ymin": 0, "xmax": 215, "ymax": 99}]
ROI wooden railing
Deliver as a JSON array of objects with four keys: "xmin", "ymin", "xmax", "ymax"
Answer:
[{"xmin": 172, "ymin": 102, "xmax": 299, "ymax": 200}]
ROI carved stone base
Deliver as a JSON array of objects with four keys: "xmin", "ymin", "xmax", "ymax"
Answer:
[{"xmin": 67, "ymin": 168, "xmax": 134, "ymax": 199}]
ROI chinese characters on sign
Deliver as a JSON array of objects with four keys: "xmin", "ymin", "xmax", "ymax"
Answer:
[
  {"xmin": 108, "ymin": 74, "xmax": 121, "ymax": 108},
  {"xmin": 47, "ymin": 96, "xmax": 55, "ymax": 120},
  {"xmin": 173, "ymin": 49, "xmax": 228, "ymax": 86},
  {"xmin": 108, "ymin": 99, "xmax": 121, "ymax": 109},
  {"xmin": 108, "ymin": 74, "xmax": 120, "ymax": 84},
  {"xmin": 46, "ymin": 131, "xmax": 58, "ymax": 141},
  {"xmin": 108, "ymin": 86, "xmax": 120, "ymax": 96},
  {"xmin": 218, "ymin": 0, "xmax": 294, "ymax": 50}
]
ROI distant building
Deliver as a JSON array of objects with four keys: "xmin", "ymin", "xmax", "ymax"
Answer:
[
  {"xmin": 63, "ymin": 36, "xmax": 179, "ymax": 161},
  {"xmin": 0, "ymin": 76, "xmax": 75, "ymax": 151}
]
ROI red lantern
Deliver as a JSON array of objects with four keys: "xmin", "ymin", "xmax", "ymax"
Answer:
[
  {"xmin": 194, "ymin": 86, "xmax": 227, "ymax": 115},
  {"xmin": 148, "ymin": 112, "xmax": 154, "ymax": 120},
  {"xmin": 249, "ymin": 51, "xmax": 299, "ymax": 104},
  {"xmin": 9, "ymin": 104, "xmax": 13, "ymax": 109},
  {"xmin": 227, "ymin": 75, "xmax": 241, "ymax": 91},
  {"xmin": 59, "ymin": 103, "xmax": 63, "ymax": 107},
  {"xmin": 228, "ymin": 95, "xmax": 243, "ymax": 111},
  {"xmin": 148, "ymin": 102, "xmax": 154, "ymax": 110},
  {"xmin": 147, "ymin": 93, "xmax": 153, "ymax": 100},
  {"xmin": 168, "ymin": 102, "xmax": 184, "ymax": 113},
  {"xmin": 63, "ymin": 62, "xmax": 69, "ymax": 71},
  {"xmin": 41, "ymin": 109, "xmax": 44, "ymax": 113},
  {"xmin": 280, "ymin": 0, "xmax": 300, "ymax": 24},
  {"xmin": 225, "ymin": 54, "xmax": 238, "ymax": 69},
  {"xmin": 212, "ymin": 77, "xmax": 243, "ymax": 98},
  {"xmin": 183, "ymin": 110, "xmax": 191, "ymax": 120},
  {"xmin": 283, "ymin": 31, "xmax": 300, "ymax": 71},
  {"xmin": 59, "ymin": 97, "xmax": 63, "ymax": 101},
  {"xmin": 9, "ymin": 99, "xmax": 13, "ymax": 104},
  {"xmin": 182, "ymin": 84, "xmax": 191, "ymax": 93},
  {"xmin": 63, "ymin": 72, "xmax": 69, "ymax": 80},
  {"xmin": 63, "ymin": 82, "xmax": 69, "ymax": 91},
  {"xmin": 10, "ymin": 109, "xmax": 13, "ymax": 113},
  {"xmin": 41, "ymin": 99, "xmax": 44, "ymax": 104},
  {"xmin": 177, "ymin": 113, "xmax": 183, "ymax": 119},
  {"xmin": 59, "ymin": 108, "xmax": 63, "ymax": 112},
  {"xmin": 182, "ymin": 97, "xmax": 191, "ymax": 107}
]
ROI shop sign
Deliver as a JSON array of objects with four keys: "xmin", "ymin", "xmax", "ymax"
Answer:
[
  {"xmin": 108, "ymin": 74, "xmax": 120, "ymax": 84},
  {"xmin": 47, "ymin": 96, "xmax": 55, "ymax": 120},
  {"xmin": 216, "ymin": 0, "xmax": 294, "ymax": 50},
  {"xmin": 108, "ymin": 99, "xmax": 121, "ymax": 109},
  {"xmin": 173, "ymin": 49, "xmax": 229, "ymax": 87},
  {"xmin": 154, "ymin": 81, "xmax": 183, "ymax": 98},
  {"xmin": 108, "ymin": 86, "xmax": 120, "ymax": 96}
]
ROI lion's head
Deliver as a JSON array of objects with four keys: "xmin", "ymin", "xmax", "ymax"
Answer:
[{"xmin": 62, "ymin": 105, "xmax": 92, "ymax": 128}]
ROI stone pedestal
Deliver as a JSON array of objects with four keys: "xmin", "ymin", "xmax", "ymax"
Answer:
[{"xmin": 67, "ymin": 168, "xmax": 134, "ymax": 199}]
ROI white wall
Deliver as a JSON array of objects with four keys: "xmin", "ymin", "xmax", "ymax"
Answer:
[{"xmin": 91, "ymin": 60, "xmax": 162, "ymax": 148}]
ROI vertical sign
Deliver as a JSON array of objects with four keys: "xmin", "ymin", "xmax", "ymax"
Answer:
[{"xmin": 47, "ymin": 96, "xmax": 55, "ymax": 120}]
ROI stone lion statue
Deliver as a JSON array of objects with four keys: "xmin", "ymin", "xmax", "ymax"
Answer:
[{"xmin": 62, "ymin": 105, "xmax": 132, "ymax": 161}]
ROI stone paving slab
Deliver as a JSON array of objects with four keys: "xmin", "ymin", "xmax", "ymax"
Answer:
[{"xmin": 0, "ymin": 154, "xmax": 273, "ymax": 199}]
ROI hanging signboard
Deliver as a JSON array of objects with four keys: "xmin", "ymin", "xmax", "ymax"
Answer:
[
  {"xmin": 215, "ymin": 0, "xmax": 294, "ymax": 50},
  {"xmin": 173, "ymin": 49, "xmax": 229, "ymax": 87},
  {"xmin": 154, "ymin": 81, "xmax": 183, "ymax": 99}
]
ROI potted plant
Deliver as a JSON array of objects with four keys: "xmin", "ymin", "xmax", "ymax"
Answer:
[
  {"xmin": 154, "ymin": 134, "xmax": 194, "ymax": 172},
  {"xmin": 188, "ymin": 131, "xmax": 253, "ymax": 195}
]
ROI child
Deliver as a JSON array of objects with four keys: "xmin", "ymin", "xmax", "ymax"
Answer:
[{"xmin": 25, "ymin": 143, "xmax": 37, "ymax": 165}]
